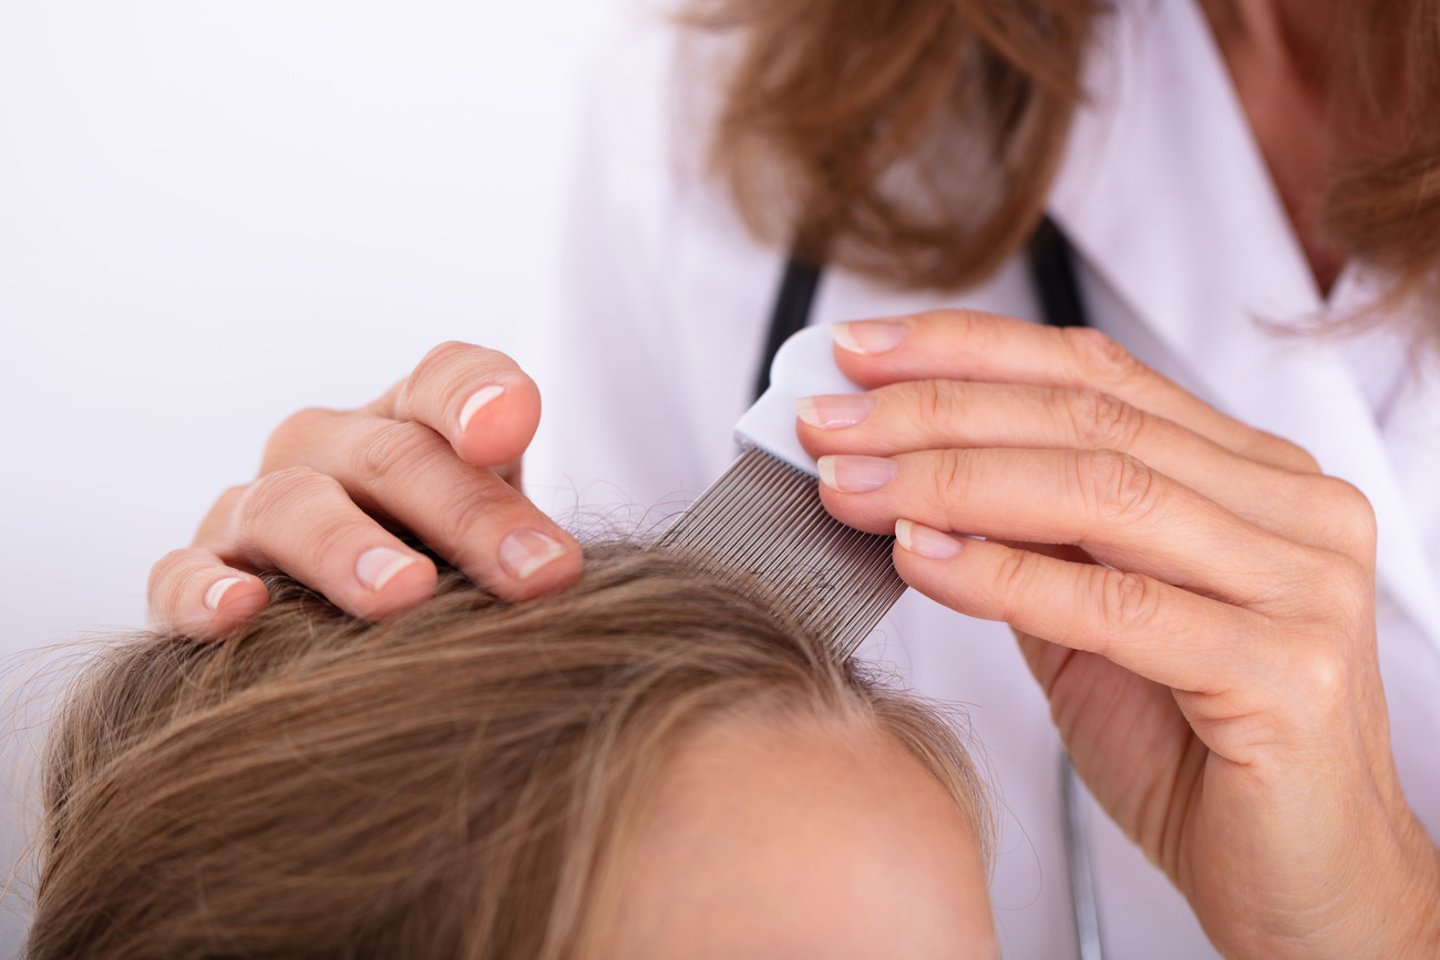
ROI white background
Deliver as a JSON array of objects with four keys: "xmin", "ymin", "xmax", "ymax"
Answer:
[{"xmin": 0, "ymin": 0, "xmax": 632, "ymax": 946}]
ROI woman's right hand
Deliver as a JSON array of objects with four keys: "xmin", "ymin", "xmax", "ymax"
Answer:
[{"xmin": 147, "ymin": 342, "xmax": 584, "ymax": 637}]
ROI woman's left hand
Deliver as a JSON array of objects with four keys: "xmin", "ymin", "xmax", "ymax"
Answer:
[{"xmin": 796, "ymin": 311, "xmax": 1440, "ymax": 960}]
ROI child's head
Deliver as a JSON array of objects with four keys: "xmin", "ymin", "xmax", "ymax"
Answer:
[{"xmin": 27, "ymin": 544, "xmax": 996, "ymax": 959}]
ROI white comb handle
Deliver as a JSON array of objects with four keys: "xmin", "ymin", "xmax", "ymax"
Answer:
[{"xmin": 733, "ymin": 324, "xmax": 859, "ymax": 477}]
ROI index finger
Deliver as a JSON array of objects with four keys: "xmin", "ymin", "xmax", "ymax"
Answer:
[
  {"xmin": 368, "ymin": 341, "xmax": 542, "ymax": 469},
  {"xmin": 829, "ymin": 311, "xmax": 1320, "ymax": 474}
]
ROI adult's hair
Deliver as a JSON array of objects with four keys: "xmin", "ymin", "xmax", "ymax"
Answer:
[
  {"xmin": 690, "ymin": 0, "xmax": 1440, "ymax": 305},
  {"xmin": 25, "ymin": 545, "xmax": 989, "ymax": 960}
]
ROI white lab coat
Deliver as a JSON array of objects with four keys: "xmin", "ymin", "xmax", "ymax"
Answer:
[{"xmin": 528, "ymin": 1, "xmax": 1440, "ymax": 956}]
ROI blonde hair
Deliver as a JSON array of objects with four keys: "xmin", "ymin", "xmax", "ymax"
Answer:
[{"xmin": 26, "ymin": 545, "xmax": 989, "ymax": 960}]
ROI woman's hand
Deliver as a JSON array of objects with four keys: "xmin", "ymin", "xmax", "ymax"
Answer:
[
  {"xmin": 796, "ymin": 312, "xmax": 1440, "ymax": 959},
  {"xmin": 148, "ymin": 342, "xmax": 583, "ymax": 637}
]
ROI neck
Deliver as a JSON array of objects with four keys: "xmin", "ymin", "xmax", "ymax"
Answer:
[
  {"xmin": 1202, "ymin": 0, "xmax": 1337, "ymax": 71},
  {"xmin": 1196, "ymin": 0, "xmax": 1347, "ymax": 294}
]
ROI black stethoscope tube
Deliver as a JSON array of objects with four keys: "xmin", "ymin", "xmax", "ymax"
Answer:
[{"xmin": 752, "ymin": 216, "xmax": 1089, "ymax": 398}]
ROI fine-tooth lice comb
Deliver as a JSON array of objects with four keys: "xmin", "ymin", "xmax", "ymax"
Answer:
[{"xmin": 658, "ymin": 325, "xmax": 907, "ymax": 656}]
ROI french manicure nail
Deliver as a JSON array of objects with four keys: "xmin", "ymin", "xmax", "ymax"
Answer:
[
  {"xmin": 832, "ymin": 319, "xmax": 908, "ymax": 354},
  {"xmin": 356, "ymin": 547, "xmax": 418, "ymax": 591},
  {"xmin": 895, "ymin": 519, "xmax": 964, "ymax": 560},
  {"xmin": 203, "ymin": 576, "xmax": 244, "ymax": 610},
  {"xmin": 499, "ymin": 528, "xmax": 567, "ymax": 580},
  {"xmin": 458, "ymin": 384, "xmax": 505, "ymax": 433},
  {"xmin": 795, "ymin": 393, "xmax": 875, "ymax": 429},
  {"xmin": 817, "ymin": 455, "xmax": 898, "ymax": 493}
]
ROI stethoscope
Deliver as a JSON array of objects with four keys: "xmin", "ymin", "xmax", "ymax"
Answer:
[{"xmin": 754, "ymin": 218, "xmax": 1106, "ymax": 960}]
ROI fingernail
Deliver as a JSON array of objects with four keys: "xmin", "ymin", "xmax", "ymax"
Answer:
[
  {"xmin": 499, "ymin": 528, "xmax": 567, "ymax": 580},
  {"xmin": 832, "ymin": 319, "xmax": 908, "ymax": 354},
  {"xmin": 203, "ymin": 576, "xmax": 244, "ymax": 611},
  {"xmin": 356, "ymin": 547, "xmax": 418, "ymax": 591},
  {"xmin": 795, "ymin": 393, "xmax": 875, "ymax": 429},
  {"xmin": 458, "ymin": 384, "xmax": 505, "ymax": 433},
  {"xmin": 895, "ymin": 519, "xmax": 964, "ymax": 560},
  {"xmin": 817, "ymin": 455, "xmax": 898, "ymax": 493}
]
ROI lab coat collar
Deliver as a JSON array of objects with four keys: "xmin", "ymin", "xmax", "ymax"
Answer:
[{"xmin": 1048, "ymin": 0, "xmax": 1440, "ymax": 649}]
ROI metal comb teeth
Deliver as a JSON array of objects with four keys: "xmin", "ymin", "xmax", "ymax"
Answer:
[{"xmin": 657, "ymin": 447, "xmax": 907, "ymax": 658}]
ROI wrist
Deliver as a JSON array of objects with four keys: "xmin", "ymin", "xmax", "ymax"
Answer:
[
  {"xmin": 1388, "ymin": 829, "xmax": 1440, "ymax": 958},
  {"xmin": 1227, "ymin": 797, "xmax": 1439, "ymax": 960},
  {"xmin": 1340, "ymin": 805, "xmax": 1440, "ymax": 960}
]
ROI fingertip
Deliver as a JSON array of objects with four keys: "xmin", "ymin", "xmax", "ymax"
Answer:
[
  {"xmin": 354, "ymin": 552, "xmax": 439, "ymax": 620},
  {"xmin": 830, "ymin": 342, "xmax": 892, "ymax": 389},
  {"xmin": 148, "ymin": 549, "xmax": 271, "ymax": 640},
  {"xmin": 794, "ymin": 421, "xmax": 824, "ymax": 459},
  {"xmin": 890, "ymin": 530, "xmax": 971, "ymax": 618},
  {"xmin": 457, "ymin": 384, "xmax": 505, "ymax": 434},
  {"xmin": 202, "ymin": 575, "xmax": 246, "ymax": 612},
  {"xmin": 830, "ymin": 320, "xmax": 911, "ymax": 389},
  {"xmin": 200, "ymin": 575, "xmax": 271, "ymax": 636},
  {"xmin": 793, "ymin": 394, "xmax": 878, "ymax": 459},
  {"xmin": 815, "ymin": 481, "xmax": 896, "ymax": 536},
  {"xmin": 794, "ymin": 426, "xmax": 839, "ymax": 463},
  {"xmin": 831, "ymin": 319, "xmax": 910, "ymax": 356},
  {"xmin": 891, "ymin": 521, "xmax": 989, "ymax": 611},
  {"xmin": 499, "ymin": 553, "xmax": 584, "ymax": 603},
  {"xmin": 492, "ymin": 528, "xmax": 584, "ymax": 602},
  {"xmin": 894, "ymin": 518, "xmax": 965, "ymax": 560},
  {"xmin": 453, "ymin": 375, "xmax": 542, "ymax": 466}
]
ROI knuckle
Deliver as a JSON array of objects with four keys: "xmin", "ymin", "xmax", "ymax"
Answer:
[
  {"xmin": 1097, "ymin": 568, "xmax": 1161, "ymax": 636},
  {"xmin": 434, "ymin": 482, "xmax": 505, "ymax": 550},
  {"xmin": 408, "ymin": 340, "xmax": 508, "ymax": 394},
  {"xmin": 1273, "ymin": 548, "xmax": 1372, "ymax": 625},
  {"xmin": 238, "ymin": 466, "xmax": 336, "ymax": 538},
  {"xmin": 432, "ymin": 339, "xmax": 487, "ymax": 362},
  {"xmin": 357, "ymin": 420, "xmax": 447, "ymax": 487},
  {"xmin": 261, "ymin": 406, "xmax": 336, "ymax": 471},
  {"xmin": 1064, "ymin": 327, "xmax": 1145, "ymax": 387},
  {"xmin": 1314, "ymin": 477, "xmax": 1378, "ymax": 556},
  {"xmin": 194, "ymin": 486, "xmax": 251, "ymax": 550},
  {"xmin": 414, "ymin": 340, "xmax": 477, "ymax": 377},
  {"xmin": 300, "ymin": 514, "xmax": 369, "ymax": 575},
  {"xmin": 990, "ymin": 548, "xmax": 1032, "ymax": 621},
  {"xmin": 1288, "ymin": 445, "xmax": 1322, "ymax": 474},
  {"xmin": 1082, "ymin": 449, "xmax": 1160, "ymax": 524},
  {"xmin": 1296, "ymin": 645, "xmax": 1352, "ymax": 715},
  {"xmin": 927, "ymin": 307, "xmax": 985, "ymax": 335},
  {"xmin": 148, "ymin": 548, "xmax": 196, "ymax": 600},
  {"xmin": 931, "ymin": 448, "xmax": 974, "ymax": 503},
  {"xmin": 147, "ymin": 549, "xmax": 217, "ymax": 620},
  {"xmin": 401, "ymin": 341, "xmax": 470, "ymax": 409},
  {"xmin": 1069, "ymin": 388, "xmax": 1142, "ymax": 449},
  {"xmin": 1325, "ymin": 553, "xmax": 1374, "ymax": 618},
  {"xmin": 910, "ymin": 380, "xmax": 957, "ymax": 428}
]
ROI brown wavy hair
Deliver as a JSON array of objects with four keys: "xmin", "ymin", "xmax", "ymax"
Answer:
[
  {"xmin": 689, "ymin": 0, "xmax": 1440, "ymax": 306},
  {"xmin": 25, "ymin": 545, "xmax": 989, "ymax": 960}
]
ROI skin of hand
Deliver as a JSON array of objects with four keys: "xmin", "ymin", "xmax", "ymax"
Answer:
[
  {"xmin": 147, "ymin": 342, "xmax": 583, "ymax": 637},
  {"xmin": 796, "ymin": 313, "xmax": 1440, "ymax": 959}
]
